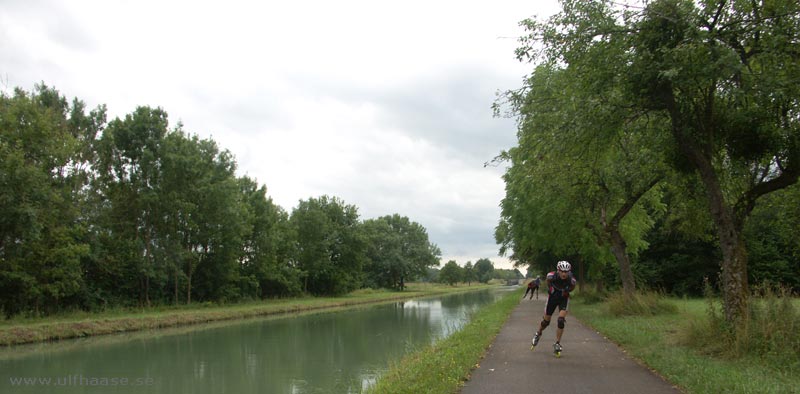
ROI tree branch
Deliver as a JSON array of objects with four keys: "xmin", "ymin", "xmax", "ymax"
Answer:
[
  {"xmin": 609, "ymin": 175, "xmax": 663, "ymax": 228},
  {"xmin": 735, "ymin": 165, "xmax": 799, "ymax": 225}
]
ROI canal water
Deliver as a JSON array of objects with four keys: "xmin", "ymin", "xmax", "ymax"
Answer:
[{"xmin": 1, "ymin": 287, "xmax": 516, "ymax": 393}]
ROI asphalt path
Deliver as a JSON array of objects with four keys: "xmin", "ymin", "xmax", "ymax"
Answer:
[{"xmin": 460, "ymin": 295, "xmax": 683, "ymax": 394}]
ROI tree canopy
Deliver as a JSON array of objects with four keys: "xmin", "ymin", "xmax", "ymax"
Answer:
[
  {"xmin": 0, "ymin": 84, "xmax": 447, "ymax": 316},
  {"xmin": 505, "ymin": 0, "xmax": 800, "ymax": 323}
]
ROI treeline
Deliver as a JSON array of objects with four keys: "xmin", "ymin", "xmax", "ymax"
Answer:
[
  {"xmin": 431, "ymin": 258, "xmax": 523, "ymax": 286},
  {"xmin": 0, "ymin": 85, "xmax": 441, "ymax": 317},
  {"xmin": 496, "ymin": 0, "xmax": 800, "ymax": 324}
]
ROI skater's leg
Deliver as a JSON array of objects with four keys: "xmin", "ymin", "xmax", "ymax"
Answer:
[
  {"xmin": 537, "ymin": 314, "xmax": 551, "ymax": 336},
  {"xmin": 555, "ymin": 310, "xmax": 568, "ymax": 343}
]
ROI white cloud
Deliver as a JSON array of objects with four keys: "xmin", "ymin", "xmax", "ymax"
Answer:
[{"xmin": 1, "ymin": 0, "xmax": 562, "ymax": 270}]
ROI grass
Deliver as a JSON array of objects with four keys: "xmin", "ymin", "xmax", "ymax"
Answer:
[
  {"xmin": 570, "ymin": 291, "xmax": 800, "ymax": 394},
  {"xmin": 0, "ymin": 282, "xmax": 496, "ymax": 346},
  {"xmin": 684, "ymin": 285, "xmax": 800, "ymax": 369},
  {"xmin": 605, "ymin": 289, "xmax": 679, "ymax": 316},
  {"xmin": 368, "ymin": 287, "xmax": 521, "ymax": 394}
]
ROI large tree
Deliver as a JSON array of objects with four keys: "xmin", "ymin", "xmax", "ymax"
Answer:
[
  {"xmin": 496, "ymin": 63, "xmax": 670, "ymax": 295},
  {"xmin": 439, "ymin": 260, "xmax": 463, "ymax": 286},
  {"xmin": 290, "ymin": 195, "xmax": 366, "ymax": 296},
  {"xmin": 515, "ymin": 0, "xmax": 800, "ymax": 323},
  {"xmin": 0, "ymin": 85, "xmax": 103, "ymax": 315},
  {"xmin": 92, "ymin": 106, "xmax": 169, "ymax": 306},
  {"xmin": 362, "ymin": 214, "xmax": 441, "ymax": 290},
  {"xmin": 93, "ymin": 108, "xmax": 246, "ymax": 305},
  {"xmin": 237, "ymin": 176, "xmax": 301, "ymax": 298},
  {"xmin": 474, "ymin": 258, "xmax": 495, "ymax": 283}
]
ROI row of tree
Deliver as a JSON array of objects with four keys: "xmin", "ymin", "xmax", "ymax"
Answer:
[
  {"xmin": 496, "ymin": 0, "xmax": 800, "ymax": 325},
  {"xmin": 0, "ymin": 85, "xmax": 442, "ymax": 316}
]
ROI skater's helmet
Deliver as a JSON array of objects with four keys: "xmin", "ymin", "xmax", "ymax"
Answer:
[{"xmin": 556, "ymin": 261, "xmax": 571, "ymax": 272}]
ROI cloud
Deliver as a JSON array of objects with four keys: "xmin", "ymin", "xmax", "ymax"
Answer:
[{"xmin": 0, "ymin": 0, "xmax": 557, "ymax": 269}]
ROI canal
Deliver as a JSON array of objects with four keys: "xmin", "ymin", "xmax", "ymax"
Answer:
[{"xmin": 1, "ymin": 287, "xmax": 515, "ymax": 393}]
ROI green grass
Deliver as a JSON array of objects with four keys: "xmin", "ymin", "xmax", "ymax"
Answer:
[
  {"xmin": 571, "ymin": 295, "xmax": 800, "ymax": 394},
  {"xmin": 368, "ymin": 288, "xmax": 521, "ymax": 394},
  {"xmin": 0, "ymin": 283, "xmax": 496, "ymax": 346}
]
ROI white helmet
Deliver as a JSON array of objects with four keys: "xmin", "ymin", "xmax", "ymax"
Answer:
[{"xmin": 557, "ymin": 261, "xmax": 571, "ymax": 272}]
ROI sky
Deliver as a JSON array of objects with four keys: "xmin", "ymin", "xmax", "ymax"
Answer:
[{"xmin": 1, "ymin": 0, "xmax": 561, "ymax": 270}]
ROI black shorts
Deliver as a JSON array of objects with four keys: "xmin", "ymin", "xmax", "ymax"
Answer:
[{"xmin": 544, "ymin": 294, "xmax": 569, "ymax": 316}]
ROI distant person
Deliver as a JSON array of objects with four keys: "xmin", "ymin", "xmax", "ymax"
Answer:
[
  {"xmin": 531, "ymin": 261, "xmax": 577, "ymax": 357},
  {"xmin": 523, "ymin": 276, "xmax": 541, "ymax": 300}
]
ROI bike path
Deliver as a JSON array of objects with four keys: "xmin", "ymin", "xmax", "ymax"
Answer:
[{"xmin": 460, "ymin": 296, "xmax": 683, "ymax": 394}]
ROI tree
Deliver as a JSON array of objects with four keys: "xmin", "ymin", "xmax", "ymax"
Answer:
[
  {"xmin": 496, "ymin": 43, "xmax": 671, "ymax": 296},
  {"xmin": 362, "ymin": 214, "xmax": 441, "ymax": 290},
  {"xmin": 171, "ymin": 133, "xmax": 246, "ymax": 303},
  {"xmin": 93, "ymin": 108, "xmax": 247, "ymax": 305},
  {"xmin": 474, "ymin": 258, "xmax": 495, "ymax": 283},
  {"xmin": 744, "ymin": 183, "xmax": 800, "ymax": 290},
  {"xmin": 290, "ymin": 196, "xmax": 366, "ymax": 296},
  {"xmin": 92, "ymin": 106, "xmax": 170, "ymax": 306},
  {"xmin": 515, "ymin": 0, "xmax": 800, "ymax": 323},
  {"xmin": 0, "ymin": 85, "xmax": 102, "ymax": 315},
  {"xmin": 439, "ymin": 260, "xmax": 463, "ymax": 286},
  {"xmin": 237, "ymin": 177, "xmax": 301, "ymax": 298},
  {"xmin": 463, "ymin": 261, "xmax": 476, "ymax": 286}
]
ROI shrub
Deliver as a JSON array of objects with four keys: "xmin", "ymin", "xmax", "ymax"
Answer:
[
  {"xmin": 574, "ymin": 285, "xmax": 609, "ymax": 305},
  {"xmin": 685, "ymin": 280, "xmax": 800, "ymax": 370},
  {"xmin": 606, "ymin": 290, "xmax": 678, "ymax": 316}
]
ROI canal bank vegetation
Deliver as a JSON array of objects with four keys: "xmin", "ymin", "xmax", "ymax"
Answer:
[
  {"xmin": 368, "ymin": 288, "xmax": 521, "ymax": 394},
  {"xmin": 0, "ymin": 283, "xmax": 499, "ymax": 346},
  {"xmin": 0, "ymin": 85, "xmax": 525, "ymax": 321},
  {"xmin": 571, "ymin": 286, "xmax": 800, "ymax": 394}
]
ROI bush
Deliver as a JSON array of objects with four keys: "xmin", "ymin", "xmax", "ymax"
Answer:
[
  {"xmin": 686, "ymin": 281, "xmax": 800, "ymax": 370},
  {"xmin": 606, "ymin": 290, "xmax": 678, "ymax": 316},
  {"xmin": 574, "ymin": 285, "xmax": 609, "ymax": 305}
]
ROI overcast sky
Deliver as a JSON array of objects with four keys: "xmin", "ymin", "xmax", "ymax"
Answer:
[{"xmin": 1, "ymin": 0, "xmax": 561, "ymax": 269}]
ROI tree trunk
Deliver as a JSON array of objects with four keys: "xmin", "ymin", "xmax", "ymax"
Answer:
[
  {"xmin": 578, "ymin": 256, "xmax": 585, "ymax": 292},
  {"xmin": 186, "ymin": 271, "xmax": 192, "ymax": 305},
  {"xmin": 608, "ymin": 227, "xmax": 636, "ymax": 296},
  {"xmin": 708, "ymin": 189, "xmax": 750, "ymax": 324},
  {"xmin": 174, "ymin": 267, "xmax": 179, "ymax": 305},
  {"xmin": 667, "ymin": 99, "xmax": 749, "ymax": 324},
  {"xmin": 144, "ymin": 229, "xmax": 152, "ymax": 307},
  {"xmin": 145, "ymin": 275, "xmax": 150, "ymax": 307}
]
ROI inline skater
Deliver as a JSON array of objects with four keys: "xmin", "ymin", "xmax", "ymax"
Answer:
[
  {"xmin": 523, "ymin": 276, "xmax": 540, "ymax": 300},
  {"xmin": 531, "ymin": 261, "xmax": 577, "ymax": 357}
]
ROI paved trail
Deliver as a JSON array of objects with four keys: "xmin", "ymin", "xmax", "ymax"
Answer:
[{"xmin": 460, "ymin": 296, "xmax": 683, "ymax": 394}]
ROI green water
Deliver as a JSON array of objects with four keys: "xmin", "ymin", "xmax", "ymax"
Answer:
[{"xmin": 1, "ymin": 287, "xmax": 514, "ymax": 393}]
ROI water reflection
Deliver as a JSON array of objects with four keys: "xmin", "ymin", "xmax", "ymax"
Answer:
[{"xmin": 0, "ymin": 288, "xmax": 512, "ymax": 394}]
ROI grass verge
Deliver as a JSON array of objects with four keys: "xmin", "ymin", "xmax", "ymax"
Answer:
[
  {"xmin": 368, "ymin": 287, "xmax": 521, "ymax": 394},
  {"xmin": 0, "ymin": 283, "xmax": 496, "ymax": 346},
  {"xmin": 571, "ymin": 295, "xmax": 800, "ymax": 394}
]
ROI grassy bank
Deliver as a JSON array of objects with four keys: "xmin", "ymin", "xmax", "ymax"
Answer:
[
  {"xmin": 368, "ymin": 287, "xmax": 521, "ymax": 394},
  {"xmin": 0, "ymin": 283, "xmax": 496, "ymax": 346},
  {"xmin": 571, "ymin": 295, "xmax": 800, "ymax": 394}
]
